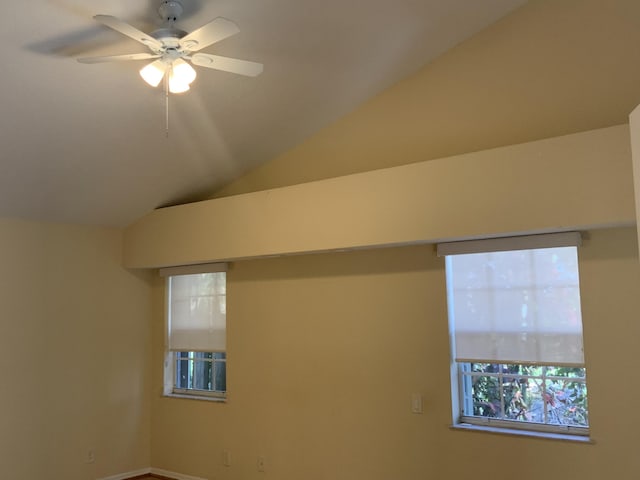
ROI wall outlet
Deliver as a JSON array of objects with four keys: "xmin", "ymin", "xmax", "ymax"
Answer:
[
  {"xmin": 85, "ymin": 449, "xmax": 95, "ymax": 464},
  {"xmin": 223, "ymin": 449, "xmax": 231, "ymax": 467},
  {"xmin": 411, "ymin": 393, "xmax": 423, "ymax": 414},
  {"xmin": 257, "ymin": 455, "xmax": 266, "ymax": 472}
]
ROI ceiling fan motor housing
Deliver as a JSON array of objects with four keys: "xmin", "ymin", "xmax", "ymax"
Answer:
[
  {"xmin": 150, "ymin": 28, "xmax": 188, "ymax": 46},
  {"xmin": 159, "ymin": 1, "xmax": 184, "ymax": 23}
]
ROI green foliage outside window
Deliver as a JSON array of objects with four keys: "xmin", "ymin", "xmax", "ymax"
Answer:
[{"xmin": 464, "ymin": 363, "xmax": 588, "ymax": 427}]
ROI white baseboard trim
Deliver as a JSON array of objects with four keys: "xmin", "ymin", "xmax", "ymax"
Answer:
[
  {"xmin": 150, "ymin": 467, "xmax": 208, "ymax": 480},
  {"xmin": 98, "ymin": 467, "xmax": 151, "ymax": 480},
  {"xmin": 97, "ymin": 466, "xmax": 207, "ymax": 480}
]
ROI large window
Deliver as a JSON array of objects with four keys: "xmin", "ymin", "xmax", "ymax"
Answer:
[
  {"xmin": 161, "ymin": 263, "xmax": 227, "ymax": 400},
  {"xmin": 439, "ymin": 232, "xmax": 589, "ymax": 437}
]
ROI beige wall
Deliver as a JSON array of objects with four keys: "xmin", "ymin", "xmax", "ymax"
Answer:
[
  {"xmin": 142, "ymin": 3, "xmax": 640, "ymax": 477},
  {"xmin": 0, "ymin": 218, "xmax": 153, "ymax": 480},
  {"xmin": 150, "ymin": 226, "xmax": 640, "ymax": 480},
  {"xmin": 4, "ymin": 2, "xmax": 640, "ymax": 478},
  {"xmin": 124, "ymin": 125, "xmax": 635, "ymax": 268},
  {"xmin": 629, "ymin": 105, "xmax": 640, "ymax": 252},
  {"xmin": 213, "ymin": 0, "xmax": 640, "ymax": 199},
  {"xmin": 22, "ymin": 1, "xmax": 637, "ymax": 478}
]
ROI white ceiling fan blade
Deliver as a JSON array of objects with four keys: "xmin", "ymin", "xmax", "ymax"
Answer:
[
  {"xmin": 94, "ymin": 15, "xmax": 162, "ymax": 50},
  {"xmin": 77, "ymin": 53, "xmax": 160, "ymax": 64},
  {"xmin": 191, "ymin": 54, "xmax": 263, "ymax": 77},
  {"xmin": 179, "ymin": 17, "xmax": 240, "ymax": 52}
]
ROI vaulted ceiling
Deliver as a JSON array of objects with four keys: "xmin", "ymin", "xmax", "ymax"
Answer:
[
  {"xmin": 216, "ymin": 0, "xmax": 640, "ymax": 198},
  {"xmin": 2, "ymin": 0, "xmax": 527, "ymax": 226},
  {"xmin": 5, "ymin": 1, "xmax": 640, "ymax": 227}
]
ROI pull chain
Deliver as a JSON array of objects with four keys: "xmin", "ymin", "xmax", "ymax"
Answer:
[{"xmin": 164, "ymin": 66, "xmax": 170, "ymax": 138}]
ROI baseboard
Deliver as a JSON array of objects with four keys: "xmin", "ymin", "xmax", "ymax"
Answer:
[
  {"xmin": 97, "ymin": 467, "xmax": 151, "ymax": 480},
  {"xmin": 150, "ymin": 468, "xmax": 208, "ymax": 480},
  {"xmin": 97, "ymin": 467, "xmax": 207, "ymax": 480}
]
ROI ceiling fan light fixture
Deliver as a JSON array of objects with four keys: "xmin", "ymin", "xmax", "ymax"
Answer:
[
  {"xmin": 169, "ymin": 80, "xmax": 190, "ymax": 93},
  {"xmin": 78, "ymin": 6, "xmax": 263, "ymax": 103},
  {"xmin": 172, "ymin": 58, "xmax": 197, "ymax": 85},
  {"xmin": 140, "ymin": 60, "xmax": 167, "ymax": 87},
  {"xmin": 167, "ymin": 59, "xmax": 196, "ymax": 93}
]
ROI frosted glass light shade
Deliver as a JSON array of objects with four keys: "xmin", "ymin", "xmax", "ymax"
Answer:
[
  {"xmin": 169, "ymin": 59, "xmax": 196, "ymax": 93},
  {"xmin": 169, "ymin": 77, "xmax": 189, "ymax": 93},
  {"xmin": 168, "ymin": 77, "xmax": 190, "ymax": 93},
  {"xmin": 140, "ymin": 58, "xmax": 196, "ymax": 93},
  {"xmin": 139, "ymin": 60, "xmax": 167, "ymax": 87},
  {"xmin": 172, "ymin": 59, "xmax": 197, "ymax": 83}
]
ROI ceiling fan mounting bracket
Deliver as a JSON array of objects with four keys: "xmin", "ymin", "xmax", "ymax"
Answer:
[{"xmin": 158, "ymin": 1, "xmax": 184, "ymax": 24}]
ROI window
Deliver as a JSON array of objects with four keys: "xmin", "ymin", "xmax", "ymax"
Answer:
[
  {"xmin": 161, "ymin": 263, "xmax": 227, "ymax": 400},
  {"xmin": 438, "ymin": 232, "xmax": 589, "ymax": 437},
  {"xmin": 175, "ymin": 352, "xmax": 227, "ymax": 394}
]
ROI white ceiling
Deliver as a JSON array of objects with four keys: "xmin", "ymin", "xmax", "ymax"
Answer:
[{"xmin": 1, "ymin": 0, "xmax": 526, "ymax": 226}]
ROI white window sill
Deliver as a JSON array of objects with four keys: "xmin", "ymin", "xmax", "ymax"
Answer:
[
  {"xmin": 164, "ymin": 392, "xmax": 227, "ymax": 403},
  {"xmin": 451, "ymin": 423, "xmax": 593, "ymax": 444}
]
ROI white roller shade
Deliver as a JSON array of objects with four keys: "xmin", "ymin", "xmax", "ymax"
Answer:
[
  {"xmin": 168, "ymin": 271, "xmax": 226, "ymax": 352},
  {"xmin": 444, "ymin": 238, "xmax": 584, "ymax": 366}
]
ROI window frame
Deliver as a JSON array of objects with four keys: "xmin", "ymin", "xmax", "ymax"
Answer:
[
  {"xmin": 455, "ymin": 362, "xmax": 589, "ymax": 437},
  {"xmin": 172, "ymin": 351, "xmax": 227, "ymax": 399},
  {"xmin": 440, "ymin": 233, "xmax": 590, "ymax": 439},
  {"xmin": 161, "ymin": 263, "xmax": 228, "ymax": 402}
]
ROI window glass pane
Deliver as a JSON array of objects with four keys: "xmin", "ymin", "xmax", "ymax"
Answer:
[
  {"xmin": 509, "ymin": 376, "xmax": 544, "ymax": 423},
  {"xmin": 503, "ymin": 363, "xmax": 543, "ymax": 376},
  {"xmin": 546, "ymin": 366, "xmax": 586, "ymax": 378},
  {"xmin": 460, "ymin": 362, "xmax": 588, "ymax": 430},
  {"xmin": 502, "ymin": 374, "xmax": 532, "ymax": 421},
  {"xmin": 214, "ymin": 352, "xmax": 227, "ymax": 393},
  {"xmin": 174, "ymin": 351, "xmax": 226, "ymax": 393},
  {"xmin": 176, "ymin": 352, "xmax": 190, "ymax": 389},
  {"xmin": 470, "ymin": 363, "xmax": 500, "ymax": 373},
  {"xmin": 192, "ymin": 356, "xmax": 212, "ymax": 390},
  {"xmin": 544, "ymin": 378, "xmax": 588, "ymax": 426},
  {"xmin": 468, "ymin": 375, "xmax": 502, "ymax": 418}
]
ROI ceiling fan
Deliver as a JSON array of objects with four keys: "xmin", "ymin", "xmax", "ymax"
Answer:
[{"xmin": 77, "ymin": 0, "xmax": 263, "ymax": 94}]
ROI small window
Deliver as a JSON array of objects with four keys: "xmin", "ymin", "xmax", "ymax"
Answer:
[
  {"xmin": 174, "ymin": 351, "xmax": 227, "ymax": 396},
  {"xmin": 439, "ymin": 233, "xmax": 589, "ymax": 437},
  {"xmin": 161, "ymin": 264, "xmax": 227, "ymax": 400}
]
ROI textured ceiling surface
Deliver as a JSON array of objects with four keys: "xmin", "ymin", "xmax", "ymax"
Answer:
[{"xmin": 0, "ymin": 0, "xmax": 526, "ymax": 226}]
